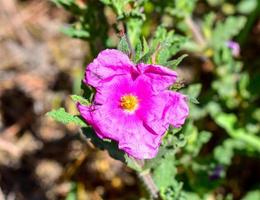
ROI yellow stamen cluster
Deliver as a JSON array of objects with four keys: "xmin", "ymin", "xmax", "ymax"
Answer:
[{"xmin": 120, "ymin": 94, "xmax": 139, "ymax": 112}]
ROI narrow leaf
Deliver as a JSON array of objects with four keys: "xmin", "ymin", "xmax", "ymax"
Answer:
[
  {"xmin": 117, "ymin": 35, "xmax": 130, "ymax": 55},
  {"xmin": 163, "ymin": 54, "xmax": 188, "ymax": 69},
  {"xmin": 137, "ymin": 47, "xmax": 156, "ymax": 64}
]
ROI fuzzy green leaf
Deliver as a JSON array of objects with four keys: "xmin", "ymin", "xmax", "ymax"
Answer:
[
  {"xmin": 134, "ymin": 39, "xmax": 143, "ymax": 62},
  {"xmin": 117, "ymin": 35, "xmax": 131, "ymax": 55},
  {"xmin": 163, "ymin": 54, "xmax": 188, "ymax": 69},
  {"xmin": 189, "ymin": 97, "xmax": 199, "ymax": 104},
  {"xmin": 237, "ymin": 0, "xmax": 257, "ymax": 14},
  {"xmin": 47, "ymin": 108, "xmax": 87, "ymax": 127},
  {"xmin": 153, "ymin": 154, "xmax": 177, "ymax": 189},
  {"xmin": 61, "ymin": 26, "xmax": 90, "ymax": 39},
  {"xmin": 186, "ymin": 83, "xmax": 202, "ymax": 99},
  {"xmin": 70, "ymin": 95, "xmax": 90, "ymax": 105},
  {"xmin": 137, "ymin": 47, "xmax": 156, "ymax": 64},
  {"xmin": 212, "ymin": 16, "xmax": 246, "ymax": 49},
  {"xmin": 242, "ymin": 190, "xmax": 260, "ymax": 200},
  {"xmin": 100, "ymin": 0, "xmax": 111, "ymax": 5}
]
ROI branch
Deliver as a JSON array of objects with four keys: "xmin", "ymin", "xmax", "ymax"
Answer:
[
  {"xmin": 135, "ymin": 159, "xmax": 159, "ymax": 199},
  {"xmin": 185, "ymin": 16, "xmax": 206, "ymax": 48}
]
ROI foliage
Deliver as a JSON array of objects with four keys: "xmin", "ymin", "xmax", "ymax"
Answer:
[
  {"xmin": 47, "ymin": 108, "xmax": 87, "ymax": 127},
  {"xmin": 49, "ymin": 0, "xmax": 260, "ymax": 199}
]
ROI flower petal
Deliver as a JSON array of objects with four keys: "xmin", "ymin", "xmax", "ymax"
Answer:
[
  {"xmin": 85, "ymin": 49, "xmax": 136, "ymax": 88},
  {"xmin": 94, "ymin": 74, "xmax": 134, "ymax": 105},
  {"xmin": 80, "ymin": 102, "xmax": 162, "ymax": 159},
  {"xmin": 77, "ymin": 103, "xmax": 105, "ymax": 139},
  {"xmin": 137, "ymin": 63, "xmax": 178, "ymax": 92},
  {"xmin": 161, "ymin": 91, "xmax": 189, "ymax": 128},
  {"xmin": 118, "ymin": 121, "xmax": 162, "ymax": 159}
]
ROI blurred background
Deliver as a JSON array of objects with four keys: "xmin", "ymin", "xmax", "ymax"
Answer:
[{"xmin": 0, "ymin": 0, "xmax": 259, "ymax": 200}]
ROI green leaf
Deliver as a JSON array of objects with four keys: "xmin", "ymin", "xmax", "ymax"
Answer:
[
  {"xmin": 111, "ymin": 0, "xmax": 132, "ymax": 16},
  {"xmin": 189, "ymin": 97, "xmax": 199, "ymax": 104},
  {"xmin": 186, "ymin": 83, "xmax": 202, "ymax": 99},
  {"xmin": 212, "ymin": 16, "xmax": 246, "ymax": 49},
  {"xmin": 162, "ymin": 54, "xmax": 188, "ymax": 69},
  {"xmin": 237, "ymin": 0, "xmax": 257, "ymax": 14},
  {"xmin": 70, "ymin": 95, "xmax": 90, "ymax": 105},
  {"xmin": 137, "ymin": 47, "xmax": 156, "ymax": 64},
  {"xmin": 239, "ymin": 72, "xmax": 250, "ymax": 99},
  {"xmin": 160, "ymin": 182, "xmax": 186, "ymax": 200},
  {"xmin": 127, "ymin": 19, "xmax": 143, "ymax": 46},
  {"xmin": 134, "ymin": 38, "xmax": 142, "ymax": 62},
  {"xmin": 214, "ymin": 113, "xmax": 237, "ymax": 134},
  {"xmin": 242, "ymin": 190, "xmax": 260, "ymax": 200},
  {"xmin": 47, "ymin": 108, "xmax": 87, "ymax": 127},
  {"xmin": 166, "ymin": 0, "xmax": 197, "ymax": 18},
  {"xmin": 117, "ymin": 35, "xmax": 131, "ymax": 55},
  {"xmin": 99, "ymin": 0, "xmax": 111, "ymax": 5},
  {"xmin": 52, "ymin": 0, "xmax": 84, "ymax": 14},
  {"xmin": 61, "ymin": 26, "xmax": 90, "ymax": 39},
  {"xmin": 202, "ymin": 12, "xmax": 216, "ymax": 40},
  {"xmin": 153, "ymin": 154, "xmax": 177, "ymax": 189},
  {"xmin": 214, "ymin": 138, "xmax": 245, "ymax": 165},
  {"xmin": 151, "ymin": 26, "xmax": 187, "ymax": 64},
  {"xmin": 142, "ymin": 37, "xmax": 149, "ymax": 54},
  {"xmin": 157, "ymin": 48, "xmax": 170, "ymax": 65},
  {"xmin": 144, "ymin": 146, "xmax": 169, "ymax": 170},
  {"xmin": 181, "ymin": 83, "xmax": 202, "ymax": 105},
  {"xmin": 213, "ymin": 113, "xmax": 260, "ymax": 152}
]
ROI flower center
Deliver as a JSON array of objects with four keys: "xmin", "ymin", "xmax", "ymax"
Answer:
[{"xmin": 120, "ymin": 94, "xmax": 139, "ymax": 112}]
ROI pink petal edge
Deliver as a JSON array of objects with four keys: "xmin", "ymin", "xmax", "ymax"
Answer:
[{"xmin": 85, "ymin": 49, "xmax": 136, "ymax": 88}]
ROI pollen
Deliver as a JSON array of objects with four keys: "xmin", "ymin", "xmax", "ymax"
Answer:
[{"xmin": 120, "ymin": 94, "xmax": 139, "ymax": 112}]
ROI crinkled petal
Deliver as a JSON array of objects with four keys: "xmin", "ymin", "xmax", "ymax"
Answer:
[
  {"xmin": 118, "ymin": 121, "xmax": 162, "ymax": 159},
  {"xmin": 94, "ymin": 74, "xmax": 134, "ymax": 105},
  {"xmin": 80, "ymin": 102, "xmax": 162, "ymax": 159},
  {"xmin": 77, "ymin": 103, "xmax": 105, "ymax": 139},
  {"xmin": 94, "ymin": 73, "xmax": 169, "ymax": 137},
  {"xmin": 142, "ymin": 93, "xmax": 170, "ymax": 136},
  {"xmin": 79, "ymin": 52, "xmax": 189, "ymax": 159},
  {"xmin": 85, "ymin": 49, "xmax": 136, "ymax": 88},
  {"xmin": 161, "ymin": 91, "xmax": 189, "ymax": 128},
  {"xmin": 137, "ymin": 63, "xmax": 178, "ymax": 92}
]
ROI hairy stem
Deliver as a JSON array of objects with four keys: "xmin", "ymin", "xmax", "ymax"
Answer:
[
  {"xmin": 185, "ymin": 16, "xmax": 206, "ymax": 48},
  {"xmin": 135, "ymin": 159, "xmax": 159, "ymax": 199}
]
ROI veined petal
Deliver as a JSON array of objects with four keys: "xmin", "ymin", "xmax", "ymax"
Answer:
[
  {"xmin": 161, "ymin": 91, "xmax": 189, "ymax": 128},
  {"xmin": 137, "ymin": 63, "xmax": 178, "ymax": 92},
  {"xmin": 77, "ymin": 103, "xmax": 105, "ymax": 139},
  {"xmin": 78, "ymin": 49, "xmax": 189, "ymax": 159},
  {"xmin": 85, "ymin": 49, "xmax": 136, "ymax": 88},
  {"xmin": 79, "ymin": 101, "xmax": 162, "ymax": 159},
  {"xmin": 118, "ymin": 120, "xmax": 162, "ymax": 159}
]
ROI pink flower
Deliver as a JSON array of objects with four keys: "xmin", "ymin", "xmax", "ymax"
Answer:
[
  {"xmin": 226, "ymin": 41, "xmax": 240, "ymax": 57},
  {"xmin": 77, "ymin": 49, "xmax": 189, "ymax": 159}
]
